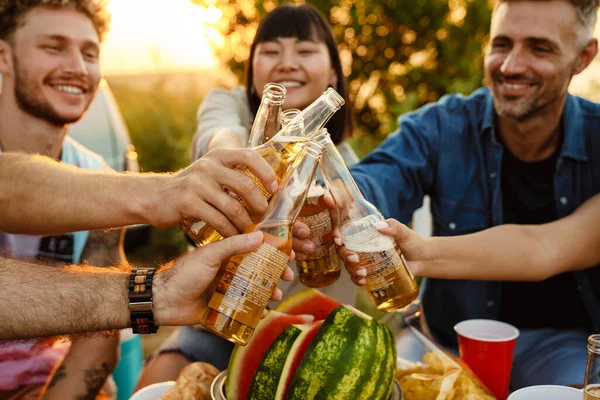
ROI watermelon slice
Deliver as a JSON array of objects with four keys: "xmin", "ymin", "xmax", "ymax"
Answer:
[
  {"xmin": 275, "ymin": 288, "xmax": 341, "ymax": 320},
  {"xmin": 248, "ymin": 320, "xmax": 323, "ymax": 400},
  {"xmin": 226, "ymin": 310, "xmax": 314, "ymax": 400}
]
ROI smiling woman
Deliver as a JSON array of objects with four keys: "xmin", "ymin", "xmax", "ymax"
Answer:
[{"xmin": 100, "ymin": 0, "xmax": 221, "ymax": 75}]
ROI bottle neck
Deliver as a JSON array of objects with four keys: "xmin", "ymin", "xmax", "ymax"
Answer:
[
  {"xmin": 589, "ymin": 334, "xmax": 600, "ymax": 355},
  {"xmin": 271, "ymin": 88, "xmax": 343, "ymax": 141},
  {"xmin": 320, "ymin": 136, "xmax": 379, "ymax": 223},
  {"xmin": 280, "ymin": 109, "xmax": 301, "ymax": 128},
  {"xmin": 259, "ymin": 142, "xmax": 323, "ymax": 227},
  {"xmin": 248, "ymin": 98, "xmax": 283, "ymax": 147}
]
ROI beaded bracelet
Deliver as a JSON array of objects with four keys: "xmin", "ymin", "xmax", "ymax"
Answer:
[{"xmin": 128, "ymin": 268, "xmax": 159, "ymax": 334}]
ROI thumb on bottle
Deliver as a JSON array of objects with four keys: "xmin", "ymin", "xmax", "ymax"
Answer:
[{"xmin": 199, "ymin": 231, "xmax": 264, "ymax": 266}]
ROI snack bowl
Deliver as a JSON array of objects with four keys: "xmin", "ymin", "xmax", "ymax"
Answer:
[
  {"xmin": 210, "ymin": 370, "xmax": 403, "ymax": 400},
  {"xmin": 129, "ymin": 381, "xmax": 176, "ymax": 400}
]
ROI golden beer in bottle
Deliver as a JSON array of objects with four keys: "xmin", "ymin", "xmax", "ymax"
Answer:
[
  {"xmin": 183, "ymin": 88, "xmax": 344, "ymax": 247},
  {"xmin": 296, "ymin": 182, "xmax": 340, "ymax": 288},
  {"xmin": 585, "ymin": 335, "xmax": 600, "ymax": 400},
  {"xmin": 319, "ymin": 135, "xmax": 419, "ymax": 311},
  {"xmin": 200, "ymin": 141, "xmax": 324, "ymax": 345}
]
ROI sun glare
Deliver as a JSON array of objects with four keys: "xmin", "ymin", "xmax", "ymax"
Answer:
[{"xmin": 101, "ymin": 0, "xmax": 221, "ymax": 76}]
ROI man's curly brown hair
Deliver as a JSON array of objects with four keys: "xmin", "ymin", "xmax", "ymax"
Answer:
[{"xmin": 0, "ymin": 0, "xmax": 111, "ymax": 43}]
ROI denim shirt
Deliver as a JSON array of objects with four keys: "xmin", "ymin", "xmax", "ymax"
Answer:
[{"xmin": 350, "ymin": 87, "xmax": 600, "ymax": 347}]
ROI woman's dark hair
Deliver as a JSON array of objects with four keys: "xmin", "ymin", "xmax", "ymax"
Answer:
[{"xmin": 245, "ymin": 3, "xmax": 354, "ymax": 144}]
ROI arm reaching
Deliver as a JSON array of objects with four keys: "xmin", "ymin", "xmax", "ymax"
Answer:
[
  {"xmin": 191, "ymin": 88, "xmax": 252, "ymax": 160},
  {"xmin": 0, "ymin": 232, "xmax": 293, "ymax": 340},
  {"xmin": 0, "ymin": 150, "xmax": 277, "ymax": 237},
  {"xmin": 340, "ymin": 194, "xmax": 600, "ymax": 282}
]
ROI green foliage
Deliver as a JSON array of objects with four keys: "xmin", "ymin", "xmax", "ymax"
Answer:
[
  {"xmin": 192, "ymin": 0, "xmax": 493, "ymax": 145},
  {"xmin": 107, "ymin": 72, "xmax": 217, "ymax": 262},
  {"xmin": 107, "ymin": 73, "xmax": 209, "ymax": 173}
]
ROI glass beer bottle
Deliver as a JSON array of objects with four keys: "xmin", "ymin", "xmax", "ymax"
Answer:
[
  {"xmin": 319, "ymin": 134, "xmax": 419, "ymax": 312},
  {"xmin": 296, "ymin": 129, "xmax": 341, "ymax": 287},
  {"xmin": 585, "ymin": 334, "xmax": 600, "ymax": 399},
  {"xmin": 200, "ymin": 140, "xmax": 324, "ymax": 345},
  {"xmin": 247, "ymin": 83, "xmax": 286, "ymax": 147},
  {"xmin": 184, "ymin": 88, "xmax": 344, "ymax": 247},
  {"xmin": 280, "ymin": 108, "xmax": 301, "ymax": 128}
]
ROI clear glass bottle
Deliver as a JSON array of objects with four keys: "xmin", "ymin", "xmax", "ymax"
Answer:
[
  {"xmin": 184, "ymin": 88, "xmax": 344, "ymax": 247},
  {"xmin": 319, "ymin": 134, "xmax": 419, "ymax": 312},
  {"xmin": 280, "ymin": 108, "xmax": 301, "ymax": 128},
  {"xmin": 200, "ymin": 140, "xmax": 324, "ymax": 345},
  {"xmin": 296, "ymin": 129, "xmax": 340, "ymax": 288},
  {"xmin": 247, "ymin": 83, "xmax": 286, "ymax": 147},
  {"xmin": 585, "ymin": 334, "xmax": 600, "ymax": 399}
]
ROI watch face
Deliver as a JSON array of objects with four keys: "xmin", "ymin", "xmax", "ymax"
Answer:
[{"xmin": 38, "ymin": 234, "xmax": 75, "ymax": 264}]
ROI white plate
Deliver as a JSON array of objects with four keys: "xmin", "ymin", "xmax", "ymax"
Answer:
[
  {"xmin": 129, "ymin": 381, "xmax": 177, "ymax": 400},
  {"xmin": 508, "ymin": 385, "xmax": 583, "ymax": 400}
]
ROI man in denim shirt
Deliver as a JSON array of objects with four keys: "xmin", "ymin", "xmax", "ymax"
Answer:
[{"xmin": 296, "ymin": 0, "xmax": 600, "ymax": 389}]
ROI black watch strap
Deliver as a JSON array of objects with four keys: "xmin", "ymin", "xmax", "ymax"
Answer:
[{"xmin": 128, "ymin": 268, "xmax": 159, "ymax": 334}]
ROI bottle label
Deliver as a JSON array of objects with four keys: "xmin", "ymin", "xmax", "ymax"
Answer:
[
  {"xmin": 342, "ymin": 215, "xmax": 394, "ymax": 249},
  {"xmin": 208, "ymin": 242, "xmax": 288, "ymax": 327},
  {"xmin": 342, "ymin": 215, "xmax": 408, "ymax": 291},
  {"xmin": 298, "ymin": 210, "xmax": 333, "ymax": 259},
  {"xmin": 356, "ymin": 247, "xmax": 406, "ymax": 292}
]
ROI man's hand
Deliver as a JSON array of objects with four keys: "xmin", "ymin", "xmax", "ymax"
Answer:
[
  {"xmin": 336, "ymin": 219, "xmax": 429, "ymax": 286},
  {"xmin": 151, "ymin": 148, "xmax": 278, "ymax": 237},
  {"xmin": 152, "ymin": 232, "xmax": 294, "ymax": 326}
]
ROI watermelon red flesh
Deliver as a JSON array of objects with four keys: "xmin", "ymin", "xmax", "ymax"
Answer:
[
  {"xmin": 226, "ymin": 311, "xmax": 314, "ymax": 400},
  {"xmin": 275, "ymin": 288, "xmax": 341, "ymax": 320}
]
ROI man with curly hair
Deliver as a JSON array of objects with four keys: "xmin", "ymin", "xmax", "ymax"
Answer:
[{"xmin": 0, "ymin": 1, "xmax": 120, "ymax": 399}]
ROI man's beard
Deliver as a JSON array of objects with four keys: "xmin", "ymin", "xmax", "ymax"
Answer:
[
  {"xmin": 491, "ymin": 68, "xmax": 573, "ymax": 121},
  {"xmin": 13, "ymin": 56, "xmax": 90, "ymax": 126}
]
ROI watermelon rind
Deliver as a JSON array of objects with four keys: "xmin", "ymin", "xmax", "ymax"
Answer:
[
  {"xmin": 357, "ymin": 319, "xmax": 388, "ymax": 399},
  {"xmin": 275, "ymin": 321, "xmax": 322, "ymax": 400},
  {"xmin": 226, "ymin": 311, "xmax": 314, "ymax": 400},
  {"xmin": 285, "ymin": 306, "xmax": 376, "ymax": 400},
  {"xmin": 366, "ymin": 321, "xmax": 396, "ymax": 400},
  {"xmin": 249, "ymin": 325, "xmax": 303, "ymax": 400}
]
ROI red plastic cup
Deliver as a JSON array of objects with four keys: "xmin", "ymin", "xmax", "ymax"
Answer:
[{"xmin": 454, "ymin": 319, "xmax": 519, "ymax": 400}]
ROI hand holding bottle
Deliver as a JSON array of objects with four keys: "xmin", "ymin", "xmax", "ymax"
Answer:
[
  {"xmin": 153, "ymin": 231, "xmax": 294, "ymax": 328},
  {"xmin": 200, "ymin": 141, "xmax": 324, "ymax": 345},
  {"xmin": 165, "ymin": 148, "xmax": 278, "ymax": 238},
  {"xmin": 337, "ymin": 218, "xmax": 426, "ymax": 285}
]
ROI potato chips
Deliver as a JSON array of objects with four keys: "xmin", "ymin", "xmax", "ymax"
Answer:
[{"xmin": 396, "ymin": 351, "xmax": 495, "ymax": 400}]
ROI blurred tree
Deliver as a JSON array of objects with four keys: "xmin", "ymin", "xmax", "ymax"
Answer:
[{"xmin": 192, "ymin": 0, "xmax": 493, "ymax": 150}]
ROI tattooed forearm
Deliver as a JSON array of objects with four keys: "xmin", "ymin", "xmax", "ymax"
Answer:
[
  {"xmin": 46, "ymin": 364, "xmax": 67, "ymax": 388},
  {"xmin": 75, "ymin": 363, "xmax": 111, "ymax": 400}
]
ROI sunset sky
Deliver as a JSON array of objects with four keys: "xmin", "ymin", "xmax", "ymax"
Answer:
[
  {"xmin": 99, "ymin": 0, "xmax": 599, "ymax": 95},
  {"xmin": 100, "ymin": 0, "xmax": 222, "ymax": 75}
]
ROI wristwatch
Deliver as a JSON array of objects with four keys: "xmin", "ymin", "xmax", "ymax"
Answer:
[{"xmin": 128, "ymin": 268, "xmax": 159, "ymax": 334}]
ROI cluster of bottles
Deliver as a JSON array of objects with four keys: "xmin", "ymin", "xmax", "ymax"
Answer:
[{"xmin": 182, "ymin": 83, "xmax": 419, "ymax": 345}]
